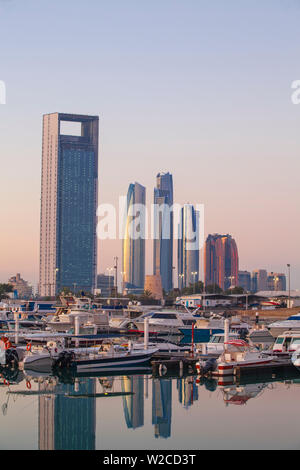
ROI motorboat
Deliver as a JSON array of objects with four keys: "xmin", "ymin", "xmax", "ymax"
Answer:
[
  {"xmin": 272, "ymin": 331, "xmax": 300, "ymax": 356},
  {"xmin": 133, "ymin": 310, "xmax": 198, "ymax": 335},
  {"xmin": 22, "ymin": 339, "xmax": 102, "ymax": 373},
  {"xmin": 46, "ymin": 300, "xmax": 110, "ymax": 333},
  {"xmin": 65, "ymin": 342, "xmax": 158, "ymax": 373},
  {"xmin": 291, "ymin": 346, "xmax": 300, "ymax": 370},
  {"xmin": 267, "ymin": 312, "xmax": 300, "ymax": 337},
  {"xmin": 201, "ymin": 332, "xmax": 241, "ymax": 355},
  {"xmin": 208, "ymin": 340, "xmax": 274, "ymax": 376}
]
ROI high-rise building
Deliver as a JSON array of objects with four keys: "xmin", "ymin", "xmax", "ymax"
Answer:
[
  {"xmin": 122, "ymin": 182, "xmax": 146, "ymax": 293},
  {"xmin": 153, "ymin": 172, "xmax": 173, "ymax": 293},
  {"xmin": 39, "ymin": 113, "xmax": 99, "ymax": 297},
  {"xmin": 204, "ymin": 234, "xmax": 239, "ymax": 291},
  {"xmin": 251, "ymin": 269, "xmax": 268, "ymax": 292},
  {"xmin": 238, "ymin": 270, "xmax": 251, "ymax": 292},
  {"xmin": 267, "ymin": 272, "xmax": 287, "ymax": 291},
  {"xmin": 177, "ymin": 204, "xmax": 199, "ymax": 289}
]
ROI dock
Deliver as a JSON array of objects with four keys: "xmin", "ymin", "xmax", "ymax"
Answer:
[{"xmin": 151, "ymin": 356, "xmax": 198, "ymax": 377}]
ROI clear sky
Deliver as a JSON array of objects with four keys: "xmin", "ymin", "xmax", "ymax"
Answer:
[{"xmin": 0, "ymin": 0, "xmax": 299, "ymax": 290}]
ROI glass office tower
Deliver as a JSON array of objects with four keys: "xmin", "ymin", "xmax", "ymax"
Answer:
[
  {"xmin": 122, "ymin": 182, "xmax": 146, "ymax": 293},
  {"xmin": 177, "ymin": 204, "xmax": 199, "ymax": 289},
  {"xmin": 153, "ymin": 172, "xmax": 173, "ymax": 293},
  {"xmin": 39, "ymin": 113, "xmax": 99, "ymax": 296}
]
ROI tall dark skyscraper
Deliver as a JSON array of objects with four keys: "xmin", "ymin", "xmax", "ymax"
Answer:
[
  {"xmin": 177, "ymin": 204, "xmax": 199, "ymax": 289},
  {"xmin": 39, "ymin": 113, "xmax": 99, "ymax": 296},
  {"xmin": 153, "ymin": 172, "xmax": 173, "ymax": 293},
  {"xmin": 204, "ymin": 234, "xmax": 239, "ymax": 291},
  {"xmin": 122, "ymin": 182, "xmax": 146, "ymax": 293}
]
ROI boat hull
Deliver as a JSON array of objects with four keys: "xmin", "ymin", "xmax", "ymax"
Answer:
[
  {"xmin": 75, "ymin": 352, "xmax": 154, "ymax": 372},
  {"xmin": 213, "ymin": 358, "xmax": 274, "ymax": 376}
]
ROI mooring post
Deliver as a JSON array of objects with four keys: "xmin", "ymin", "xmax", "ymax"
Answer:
[{"xmin": 144, "ymin": 318, "xmax": 149, "ymax": 350}]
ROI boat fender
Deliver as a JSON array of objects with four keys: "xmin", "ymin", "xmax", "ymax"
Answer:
[
  {"xmin": 26, "ymin": 343, "xmax": 32, "ymax": 352},
  {"xmin": 26, "ymin": 380, "xmax": 31, "ymax": 390}
]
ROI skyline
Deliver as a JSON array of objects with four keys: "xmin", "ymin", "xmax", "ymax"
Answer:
[{"xmin": 0, "ymin": 0, "xmax": 299, "ymax": 289}]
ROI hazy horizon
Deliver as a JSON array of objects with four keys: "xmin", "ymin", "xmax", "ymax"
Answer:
[{"xmin": 0, "ymin": 0, "xmax": 299, "ymax": 290}]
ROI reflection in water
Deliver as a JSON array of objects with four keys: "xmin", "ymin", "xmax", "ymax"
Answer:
[
  {"xmin": 221, "ymin": 383, "xmax": 268, "ymax": 407},
  {"xmin": 121, "ymin": 375, "xmax": 144, "ymax": 429},
  {"xmin": 2, "ymin": 365, "xmax": 300, "ymax": 450},
  {"xmin": 38, "ymin": 378, "xmax": 96, "ymax": 450},
  {"xmin": 177, "ymin": 377, "xmax": 198, "ymax": 408},
  {"xmin": 152, "ymin": 379, "xmax": 172, "ymax": 439}
]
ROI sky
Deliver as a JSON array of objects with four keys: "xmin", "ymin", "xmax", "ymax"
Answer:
[{"xmin": 0, "ymin": 0, "xmax": 299, "ymax": 290}]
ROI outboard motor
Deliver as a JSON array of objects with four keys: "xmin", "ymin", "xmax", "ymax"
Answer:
[
  {"xmin": 5, "ymin": 349, "xmax": 19, "ymax": 368},
  {"xmin": 201, "ymin": 357, "xmax": 217, "ymax": 375},
  {"xmin": 52, "ymin": 351, "xmax": 76, "ymax": 370}
]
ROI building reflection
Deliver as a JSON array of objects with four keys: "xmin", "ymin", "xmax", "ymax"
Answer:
[
  {"xmin": 38, "ymin": 378, "xmax": 96, "ymax": 450},
  {"xmin": 177, "ymin": 377, "xmax": 198, "ymax": 408},
  {"xmin": 121, "ymin": 375, "xmax": 144, "ymax": 429},
  {"xmin": 152, "ymin": 378, "xmax": 172, "ymax": 439}
]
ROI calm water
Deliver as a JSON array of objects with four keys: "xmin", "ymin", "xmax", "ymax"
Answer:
[{"xmin": 1, "ymin": 364, "xmax": 300, "ymax": 450}]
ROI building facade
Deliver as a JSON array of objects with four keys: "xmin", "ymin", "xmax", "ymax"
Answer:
[
  {"xmin": 144, "ymin": 274, "xmax": 164, "ymax": 300},
  {"xmin": 122, "ymin": 182, "xmax": 146, "ymax": 293},
  {"xmin": 96, "ymin": 274, "xmax": 115, "ymax": 297},
  {"xmin": 8, "ymin": 273, "xmax": 33, "ymax": 299},
  {"xmin": 238, "ymin": 270, "xmax": 251, "ymax": 292},
  {"xmin": 204, "ymin": 234, "xmax": 239, "ymax": 291},
  {"xmin": 267, "ymin": 272, "xmax": 287, "ymax": 291},
  {"xmin": 251, "ymin": 269, "xmax": 268, "ymax": 293},
  {"xmin": 39, "ymin": 113, "xmax": 99, "ymax": 297},
  {"xmin": 153, "ymin": 172, "xmax": 173, "ymax": 293},
  {"xmin": 177, "ymin": 204, "xmax": 199, "ymax": 289}
]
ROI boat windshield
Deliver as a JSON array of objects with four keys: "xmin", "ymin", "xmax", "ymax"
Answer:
[
  {"xmin": 291, "ymin": 338, "xmax": 300, "ymax": 345},
  {"xmin": 211, "ymin": 335, "xmax": 222, "ymax": 343},
  {"xmin": 275, "ymin": 337, "xmax": 284, "ymax": 344}
]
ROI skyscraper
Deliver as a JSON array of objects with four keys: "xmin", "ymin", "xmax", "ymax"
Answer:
[
  {"xmin": 204, "ymin": 234, "xmax": 239, "ymax": 291},
  {"xmin": 251, "ymin": 269, "xmax": 268, "ymax": 292},
  {"xmin": 122, "ymin": 182, "xmax": 146, "ymax": 293},
  {"xmin": 238, "ymin": 270, "xmax": 251, "ymax": 292},
  {"xmin": 39, "ymin": 113, "xmax": 99, "ymax": 297},
  {"xmin": 177, "ymin": 204, "xmax": 199, "ymax": 289},
  {"xmin": 267, "ymin": 272, "xmax": 287, "ymax": 291},
  {"xmin": 153, "ymin": 172, "xmax": 173, "ymax": 293}
]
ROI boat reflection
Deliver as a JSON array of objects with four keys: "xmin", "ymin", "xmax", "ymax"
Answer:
[{"xmin": 2, "ymin": 363, "xmax": 300, "ymax": 449}]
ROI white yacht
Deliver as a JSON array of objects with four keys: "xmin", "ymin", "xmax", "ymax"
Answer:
[
  {"xmin": 133, "ymin": 310, "xmax": 197, "ymax": 335},
  {"xmin": 198, "ymin": 339, "xmax": 274, "ymax": 376},
  {"xmin": 46, "ymin": 300, "xmax": 109, "ymax": 333},
  {"xmin": 267, "ymin": 312, "xmax": 300, "ymax": 337},
  {"xmin": 202, "ymin": 332, "xmax": 241, "ymax": 355}
]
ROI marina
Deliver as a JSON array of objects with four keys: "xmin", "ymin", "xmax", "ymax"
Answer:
[{"xmin": 1, "ymin": 298, "xmax": 300, "ymax": 449}]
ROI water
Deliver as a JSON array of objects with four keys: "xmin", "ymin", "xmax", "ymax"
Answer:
[{"xmin": 1, "ymin": 365, "xmax": 300, "ymax": 450}]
